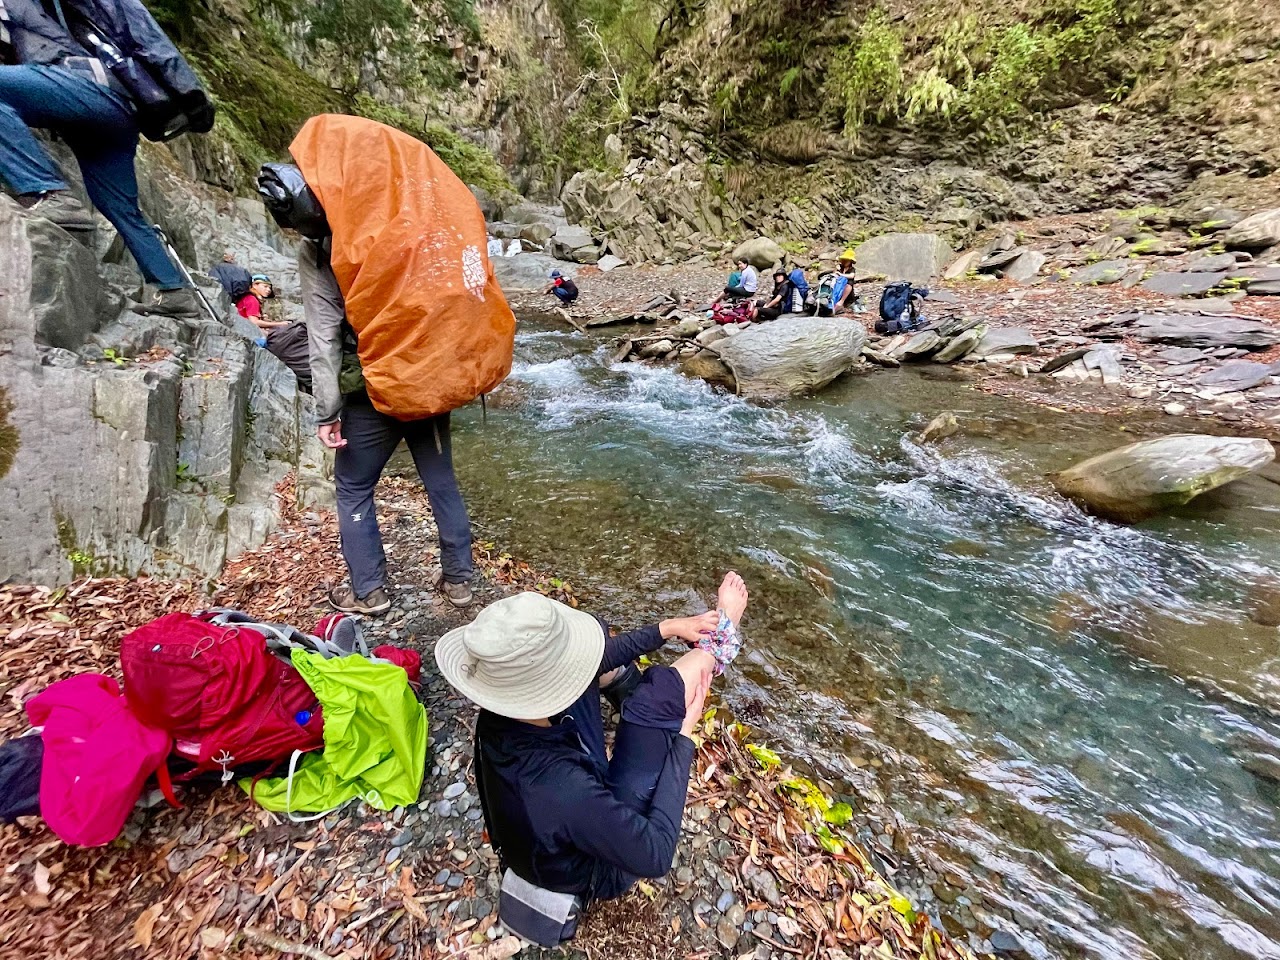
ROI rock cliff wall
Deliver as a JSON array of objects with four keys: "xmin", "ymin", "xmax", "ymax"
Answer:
[{"xmin": 0, "ymin": 144, "xmax": 331, "ymax": 587}]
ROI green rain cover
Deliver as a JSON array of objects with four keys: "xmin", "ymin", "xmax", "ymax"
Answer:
[{"xmin": 243, "ymin": 650, "xmax": 427, "ymax": 816}]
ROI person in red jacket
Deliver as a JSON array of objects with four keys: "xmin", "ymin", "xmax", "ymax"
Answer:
[{"xmin": 235, "ymin": 275, "xmax": 288, "ymax": 334}]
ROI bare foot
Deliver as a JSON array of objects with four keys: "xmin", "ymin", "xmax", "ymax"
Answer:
[{"xmin": 717, "ymin": 571, "xmax": 749, "ymax": 627}]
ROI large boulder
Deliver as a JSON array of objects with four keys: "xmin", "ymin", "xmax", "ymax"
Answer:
[
  {"xmin": 492, "ymin": 253, "xmax": 571, "ymax": 293},
  {"xmin": 550, "ymin": 224, "xmax": 599, "ymax": 264},
  {"xmin": 1051, "ymin": 435, "xmax": 1276, "ymax": 523},
  {"xmin": 1223, "ymin": 209, "xmax": 1280, "ymax": 250},
  {"xmin": 709, "ymin": 317, "xmax": 866, "ymax": 399},
  {"xmin": 854, "ymin": 233, "xmax": 954, "ymax": 284},
  {"xmin": 731, "ymin": 237, "xmax": 786, "ymax": 270}
]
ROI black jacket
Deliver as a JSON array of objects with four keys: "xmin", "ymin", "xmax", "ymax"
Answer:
[
  {"xmin": 1, "ymin": 0, "xmax": 206, "ymax": 113},
  {"xmin": 475, "ymin": 623, "xmax": 695, "ymax": 901},
  {"xmin": 1, "ymin": 0, "xmax": 86, "ymax": 65}
]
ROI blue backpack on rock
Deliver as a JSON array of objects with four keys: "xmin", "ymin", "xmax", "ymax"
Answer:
[{"xmin": 876, "ymin": 281, "xmax": 928, "ymax": 334}]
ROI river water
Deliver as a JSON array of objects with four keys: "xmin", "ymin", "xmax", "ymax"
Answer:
[{"xmin": 449, "ymin": 318, "xmax": 1280, "ymax": 960}]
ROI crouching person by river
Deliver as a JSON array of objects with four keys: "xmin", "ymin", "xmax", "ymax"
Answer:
[{"xmin": 435, "ymin": 573, "xmax": 750, "ymax": 946}]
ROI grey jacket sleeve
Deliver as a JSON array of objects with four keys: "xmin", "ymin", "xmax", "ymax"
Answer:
[{"xmin": 297, "ymin": 238, "xmax": 345, "ymax": 424}]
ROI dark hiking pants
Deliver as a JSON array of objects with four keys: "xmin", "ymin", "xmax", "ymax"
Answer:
[{"xmin": 335, "ymin": 397, "xmax": 474, "ymax": 596}]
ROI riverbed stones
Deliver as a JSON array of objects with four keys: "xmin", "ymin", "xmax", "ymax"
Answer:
[
  {"xmin": 1070, "ymin": 260, "xmax": 1130, "ymax": 285},
  {"xmin": 972, "ymin": 327, "xmax": 1039, "ymax": 358},
  {"xmin": 1140, "ymin": 272, "xmax": 1227, "ymax": 297},
  {"xmin": 709, "ymin": 316, "xmax": 866, "ymax": 398},
  {"xmin": 894, "ymin": 330, "xmax": 943, "ymax": 359},
  {"xmin": 1125, "ymin": 313, "xmax": 1280, "ymax": 349},
  {"xmin": 854, "ymin": 233, "xmax": 954, "ymax": 284},
  {"xmin": 919, "ymin": 412, "xmax": 959, "ymax": 444},
  {"xmin": 1197, "ymin": 361, "xmax": 1275, "ymax": 392},
  {"xmin": 1002, "ymin": 250, "xmax": 1046, "ymax": 283},
  {"xmin": 1051, "ymin": 434, "xmax": 1277, "ymax": 522},
  {"xmin": 1224, "ymin": 208, "xmax": 1280, "ymax": 250},
  {"xmin": 934, "ymin": 325, "xmax": 987, "ymax": 363}
]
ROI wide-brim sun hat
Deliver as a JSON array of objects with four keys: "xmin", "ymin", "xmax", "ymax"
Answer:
[{"xmin": 435, "ymin": 592, "xmax": 605, "ymax": 720}]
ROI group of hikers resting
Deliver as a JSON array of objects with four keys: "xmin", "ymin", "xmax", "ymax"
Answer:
[
  {"xmin": 712, "ymin": 249, "xmax": 930, "ymax": 336},
  {"xmin": 712, "ymin": 248, "xmax": 864, "ymax": 324}
]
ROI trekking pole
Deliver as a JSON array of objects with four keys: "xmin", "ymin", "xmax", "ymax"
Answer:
[{"xmin": 153, "ymin": 223, "xmax": 222, "ymax": 325}]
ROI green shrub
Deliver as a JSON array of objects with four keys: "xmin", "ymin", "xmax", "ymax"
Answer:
[{"xmin": 827, "ymin": 9, "xmax": 904, "ymax": 137}]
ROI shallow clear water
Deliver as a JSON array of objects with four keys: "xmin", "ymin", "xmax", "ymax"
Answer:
[{"xmin": 450, "ymin": 320, "xmax": 1280, "ymax": 960}]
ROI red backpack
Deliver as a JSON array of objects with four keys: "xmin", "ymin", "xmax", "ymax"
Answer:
[{"xmin": 119, "ymin": 612, "xmax": 324, "ymax": 781}]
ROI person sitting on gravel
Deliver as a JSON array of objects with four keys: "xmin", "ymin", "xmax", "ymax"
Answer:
[
  {"xmin": 755, "ymin": 268, "xmax": 803, "ymax": 322},
  {"xmin": 716, "ymin": 257, "xmax": 758, "ymax": 303},
  {"xmin": 545, "ymin": 269, "xmax": 579, "ymax": 306},
  {"xmin": 438, "ymin": 573, "xmax": 750, "ymax": 944}
]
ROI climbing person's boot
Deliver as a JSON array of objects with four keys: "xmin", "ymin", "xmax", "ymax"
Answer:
[
  {"xmin": 441, "ymin": 580, "xmax": 474, "ymax": 608},
  {"xmin": 135, "ymin": 287, "xmax": 201, "ymax": 321},
  {"xmin": 16, "ymin": 191, "xmax": 95, "ymax": 231}
]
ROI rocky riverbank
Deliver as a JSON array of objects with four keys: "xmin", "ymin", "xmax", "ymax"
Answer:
[
  {"xmin": 0, "ymin": 476, "xmax": 987, "ymax": 960},
  {"xmin": 504, "ymin": 217, "xmax": 1280, "ymax": 441}
]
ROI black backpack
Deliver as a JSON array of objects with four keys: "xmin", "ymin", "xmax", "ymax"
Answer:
[
  {"xmin": 256, "ymin": 164, "xmax": 331, "ymax": 241},
  {"xmin": 876, "ymin": 281, "xmax": 928, "ymax": 335},
  {"xmin": 57, "ymin": 0, "xmax": 215, "ymax": 141},
  {"xmin": 227, "ymin": 274, "xmax": 254, "ymax": 302}
]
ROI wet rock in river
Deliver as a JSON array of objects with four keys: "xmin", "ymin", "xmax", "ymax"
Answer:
[
  {"xmin": 1051, "ymin": 434, "xmax": 1277, "ymax": 522},
  {"xmin": 710, "ymin": 316, "xmax": 866, "ymax": 398},
  {"xmin": 918, "ymin": 412, "xmax": 959, "ymax": 445}
]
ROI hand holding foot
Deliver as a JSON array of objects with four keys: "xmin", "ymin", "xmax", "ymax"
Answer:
[{"xmin": 661, "ymin": 610, "xmax": 719, "ymax": 646}]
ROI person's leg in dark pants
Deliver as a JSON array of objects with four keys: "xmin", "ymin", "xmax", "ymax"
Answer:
[
  {"xmin": 334, "ymin": 399, "xmax": 404, "ymax": 599},
  {"xmin": 0, "ymin": 66, "xmax": 80, "ymax": 196},
  {"xmin": 552, "ymin": 286, "xmax": 575, "ymax": 305},
  {"xmin": 63, "ymin": 127, "xmax": 185, "ymax": 289},
  {"xmin": 605, "ymin": 652, "xmax": 710, "ymax": 812},
  {"xmin": 0, "ymin": 66, "xmax": 179, "ymax": 283},
  {"xmin": 402, "ymin": 413, "xmax": 475, "ymax": 588}
]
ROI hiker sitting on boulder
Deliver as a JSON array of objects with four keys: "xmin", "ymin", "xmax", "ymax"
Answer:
[
  {"xmin": 716, "ymin": 257, "xmax": 758, "ymax": 304},
  {"xmin": 545, "ymin": 269, "xmax": 579, "ymax": 306},
  {"xmin": 235, "ymin": 274, "xmax": 287, "ymax": 333},
  {"xmin": 437, "ymin": 573, "xmax": 750, "ymax": 945},
  {"xmin": 0, "ymin": 0, "xmax": 212, "ymax": 319},
  {"xmin": 755, "ymin": 268, "xmax": 804, "ymax": 322}
]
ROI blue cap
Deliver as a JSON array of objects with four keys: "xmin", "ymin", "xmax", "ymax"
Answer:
[
  {"xmin": 252, "ymin": 274, "xmax": 271, "ymax": 283},
  {"xmin": 549, "ymin": 270, "xmax": 562, "ymax": 279}
]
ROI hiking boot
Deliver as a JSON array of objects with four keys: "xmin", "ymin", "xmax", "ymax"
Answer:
[
  {"xmin": 441, "ymin": 580, "xmax": 474, "ymax": 608},
  {"xmin": 16, "ymin": 190, "xmax": 95, "ymax": 230},
  {"xmin": 328, "ymin": 584, "xmax": 392, "ymax": 616},
  {"xmin": 135, "ymin": 287, "xmax": 201, "ymax": 321}
]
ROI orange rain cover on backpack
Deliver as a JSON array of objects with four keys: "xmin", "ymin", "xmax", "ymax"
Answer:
[{"xmin": 290, "ymin": 114, "xmax": 515, "ymax": 420}]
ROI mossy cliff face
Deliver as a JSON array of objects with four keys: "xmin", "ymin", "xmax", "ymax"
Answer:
[
  {"xmin": 534, "ymin": 0, "xmax": 1280, "ymax": 256},
  {"xmin": 145, "ymin": 0, "xmax": 516, "ymax": 194}
]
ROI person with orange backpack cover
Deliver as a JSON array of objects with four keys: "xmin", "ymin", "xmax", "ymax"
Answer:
[{"xmin": 257, "ymin": 116, "xmax": 516, "ymax": 616}]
